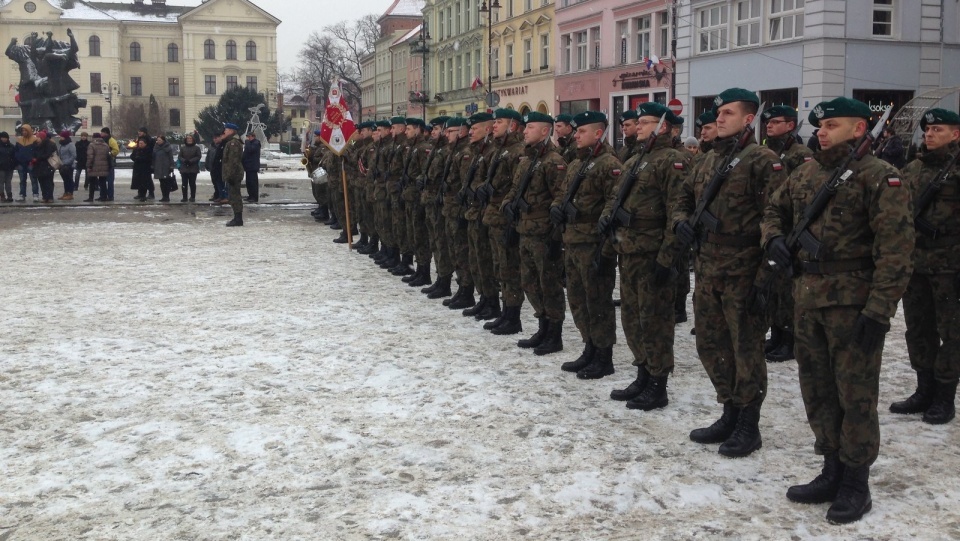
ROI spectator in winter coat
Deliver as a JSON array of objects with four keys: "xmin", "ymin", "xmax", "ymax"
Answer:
[
  {"xmin": 152, "ymin": 135, "xmax": 175, "ymax": 202},
  {"xmin": 0, "ymin": 131, "xmax": 15, "ymax": 202},
  {"xmin": 32, "ymin": 130, "xmax": 58, "ymax": 203},
  {"xmin": 177, "ymin": 134, "xmax": 202, "ymax": 202},
  {"xmin": 74, "ymin": 132, "xmax": 89, "ymax": 193},
  {"xmin": 242, "ymin": 132, "xmax": 261, "ymax": 202},
  {"xmin": 877, "ymin": 127, "xmax": 906, "ymax": 169},
  {"xmin": 807, "ymin": 129, "xmax": 821, "ymax": 153},
  {"xmin": 14, "ymin": 123, "xmax": 39, "ymax": 202},
  {"xmin": 100, "ymin": 127, "xmax": 120, "ymax": 201},
  {"xmin": 85, "ymin": 133, "xmax": 111, "ymax": 202},
  {"xmin": 137, "ymin": 127, "xmax": 156, "ymax": 200},
  {"xmin": 130, "ymin": 137, "xmax": 154, "ymax": 202},
  {"xmin": 206, "ymin": 132, "xmax": 227, "ymax": 202},
  {"xmin": 57, "ymin": 130, "xmax": 76, "ymax": 199}
]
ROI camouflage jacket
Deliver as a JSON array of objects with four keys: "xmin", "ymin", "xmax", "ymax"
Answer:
[
  {"xmin": 617, "ymin": 134, "xmax": 639, "ymax": 163},
  {"xmin": 344, "ymin": 137, "xmax": 369, "ymax": 189},
  {"xmin": 602, "ymin": 136, "xmax": 690, "ymax": 265},
  {"xmin": 419, "ymin": 136, "xmax": 448, "ymax": 205},
  {"xmin": 556, "ymin": 135, "xmax": 578, "ymax": 164},
  {"xmin": 552, "ymin": 142, "xmax": 623, "ymax": 245},
  {"xmin": 765, "ymin": 134, "xmax": 814, "ymax": 178},
  {"xmin": 762, "ymin": 142, "xmax": 915, "ymax": 324},
  {"xmin": 461, "ymin": 137, "xmax": 495, "ymax": 222},
  {"xmin": 387, "ymin": 134, "xmax": 409, "ymax": 200},
  {"xmin": 374, "ymin": 134, "xmax": 395, "ymax": 201},
  {"xmin": 441, "ymin": 137, "xmax": 470, "ymax": 218},
  {"xmin": 502, "ymin": 140, "xmax": 567, "ymax": 236},
  {"xmin": 307, "ymin": 140, "xmax": 325, "ymax": 173},
  {"xmin": 221, "ymin": 134, "xmax": 244, "ymax": 184},
  {"xmin": 673, "ymin": 136, "xmax": 786, "ymax": 279},
  {"xmin": 362, "ymin": 140, "xmax": 381, "ymax": 198},
  {"xmin": 319, "ymin": 147, "xmax": 343, "ymax": 186},
  {"xmin": 482, "ymin": 132, "xmax": 526, "ymax": 227},
  {"xmin": 904, "ymin": 142, "xmax": 960, "ymax": 274},
  {"xmin": 402, "ymin": 135, "xmax": 431, "ymax": 203}
]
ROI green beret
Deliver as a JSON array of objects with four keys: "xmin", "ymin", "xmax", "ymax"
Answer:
[
  {"xmin": 673, "ymin": 116, "xmax": 684, "ymax": 126},
  {"xmin": 570, "ymin": 111, "xmax": 607, "ymax": 129},
  {"xmin": 696, "ymin": 110, "xmax": 717, "ymax": 128},
  {"xmin": 467, "ymin": 112, "xmax": 494, "ymax": 126},
  {"xmin": 376, "ymin": 120, "xmax": 392, "ymax": 129},
  {"xmin": 761, "ymin": 105, "xmax": 798, "ymax": 122},
  {"xmin": 619, "ymin": 110, "xmax": 639, "ymax": 123},
  {"xmin": 808, "ymin": 97, "xmax": 871, "ymax": 128},
  {"xmin": 555, "ymin": 114, "xmax": 574, "ymax": 125},
  {"xmin": 445, "ymin": 117, "xmax": 467, "ymax": 128},
  {"xmin": 636, "ymin": 102, "xmax": 680, "ymax": 126},
  {"xmin": 494, "ymin": 108, "xmax": 523, "ymax": 123},
  {"xmin": 405, "ymin": 118, "xmax": 426, "ymax": 129},
  {"xmin": 430, "ymin": 116, "xmax": 451, "ymax": 127},
  {"xmin": 360, "ymin": 121, "xmax": 377, "ymax": 130},
  {"xmin": 711, "ymin": 88, "xmax": 760, "ymax": 114},
  {"xmin": 920, "ymin": 108, "xmax": 960, "ymax": 131},
  {"xmin": 523, "ymin": 111, "xmax": 554, "ymax": 124},
  {"xmin": 390, "ymin": 116, "xmax": 407, "ymax": 126}
]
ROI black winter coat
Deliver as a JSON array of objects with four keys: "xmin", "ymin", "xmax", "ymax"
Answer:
[
  {"xmin": 242, "ymin": 138, "xmax": 261, "ymax": 172},
  {"xmin": 74, "ymin": 139, "xmax": 90, "ymax": 169},
  {"xmin": 130, "ymin": 147, "xmax": 154, "ymax": 190},
  {"xmin": 0, "ymin": 140, "xmax": 15, "ymax": 170}
]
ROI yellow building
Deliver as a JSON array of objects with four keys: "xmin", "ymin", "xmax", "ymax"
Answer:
[
  {"xmin": 0, "ymin": 0, "xmax": 279, "ymax": 137},
  {"xmin": 490, "ymin": 0, "xmax": 553, "ymax": 115},
  {"xmin": 423, "ymin": 0, "xmax": 486, "ymax": 119}
]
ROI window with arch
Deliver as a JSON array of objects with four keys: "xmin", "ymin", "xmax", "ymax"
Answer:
[
  {"xmin": 226, "ymin": 40, "xmax": 237, "ymax": 60},
  {"xmin": 129, "ymin": 42, "xmax": 141, "ymax": 62},
  {"xmin": 204, "ymin": 39, "xmax": 215, "ymax": 59},
  {"xmin": 245, "ymin": 40, "xmax": 257, "ymax": 61},
  {"xmin": 89, "ymin": 35, "xmax": 101, "ymax": 57},
  {"xmin": 167, "ymin": 43, "xmax": 179, "ymax": 63}
]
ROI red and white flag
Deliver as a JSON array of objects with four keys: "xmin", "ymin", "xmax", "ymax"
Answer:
[
  {"xmin": 319, "ymin": 79, "xmax": 356, "ymax": 156},
  {"xmin": 471, "ymin": 76, "xmax": 483, "ymax": 91}
]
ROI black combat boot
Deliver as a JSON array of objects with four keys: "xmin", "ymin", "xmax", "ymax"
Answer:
[
  {"xmin": 449, "ymin": 287, "xmax": 476, "ymax": 309},
  {"xmin": 690, "ymin": 402, "xmax": 739, "ymax": 444},
  {"xmin": 313, "ymin": 205, "xmax": 329, "ymax": 221},
  {"xmin": 482, "ymin": 303, "xmax": 508, "ymax": 330},
  {"xmin": 462, "ymin": 295, "xmax": 486, "ymax": 316},
  {"xmin": 333, "ymin": 230, "xmax": 349, "ymax": 244},
  {"xmin": 427, "ymin": 275, "xmax": 452, "ymax": 298},
  {"xmin": 610, "ymin": 365, "xmax": 649, "ymax": 401},
  {"xmin": 391, "ymin": 253, "xmax": 414, "ymax": 276},
  {"xmin": 351, "ymin": 233, "xmax": 369, "ymax": 250},
  {"xmin": 786, "ymin": 453, "xmax": 844, "ymax": 504},
  {"xmin": 764, "ymin": 327, "xmax": 783, "ymax": 354},
  {"xmin": 444, "ymin": 283, "xmax": 466, "ymax": 306},
  {"xmin": 518, "ymin": 318, "xmax": 548, "ymax": 349},
  {"xmin": 358, "ymin": 235, "xmax": 378, "ymax": 254},
  {"xmin": 324, "ymin": 213, "xmax": 337, "ymax": 226},
  {"xmin": 826, "ymin": 465, "xmax": 872, "ymax": 524},
  {"xmin": 402, "ymin": 264, "xmax": 422, "ymax": 283},
  {"xmin": 475, "ymin": 296, "xmax": 501, "ymax": 321},
  {"xmin": 561, "ymin": 340, "xmax": 594, "ymax": 371},
  {"xmin": 577, "ymin": 346, "xmax": 614, "ymax": 380},
  {"xmin": 890, "ymin": 370, "xmax": 936, "ymax": 414},
  {"xmin": 225, "ymin": 212, "xmax": 243, "ymax": 227},
  {"xmin": 674, "ymin": 292, "xmax": 688, "ymax": 323},
  {"xmin": 766, "ymin": 330, "xmax": 795, "ymax": 362},
  {"xmin": 380, "ymin": 247, "xmax": 400, "ymax": 269},
  {"xmin": 922, "ymin": 379, "xmax": 957, "ymax": 424},
  {"xmin": 718, "ymin": 403, "xmax": 762, "ymax": 457},
  {"xmin": 533, "ymin": 320, "xmax": 563, "ymax": 355},
  {"xmin": 375, "ymin": 246, "xmax": 392, "ymax": 266},
  {"xmin": 409, "ymin": 263, "xmax": 432, "ymax": 287},
  {"xmin": 371, "ymin": 243, "xmax": 388, "ymax": 261},
  {"xmin": 626, "ymin": 373, "xmax": 669, "ymax": 411},
  {"xmin": 491, "ymin": 305, "xmax": 523, "ymax": 335}
]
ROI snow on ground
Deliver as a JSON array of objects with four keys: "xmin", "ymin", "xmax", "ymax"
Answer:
[{"xmin": 1, "ymin": 207, "xmax": 959, "ymax": 540}]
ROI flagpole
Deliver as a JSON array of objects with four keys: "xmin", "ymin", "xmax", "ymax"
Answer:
[{"xmin": 340, "ymin": 155, "xmax": 353, "ymax": 249}]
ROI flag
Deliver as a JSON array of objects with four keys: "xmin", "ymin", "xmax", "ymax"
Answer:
[
  {"xmin": 471, "ymin": 76, "xmax": 483, "ymax": 91},
  {"xmin": 645, "ymin": 54, "xmax": 661, "ymax": 70},
  {"xmin": 319, "ymin": 79, "xmax": 356, "ymax": 156}
]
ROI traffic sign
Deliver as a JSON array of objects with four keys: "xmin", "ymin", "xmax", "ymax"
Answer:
[
  {"xmin": 485, "ymin": 92, "xmax": 500, "ymax": 108},
  {"xmin": 668, "ymin": 98, "xmax": 683, "ymax": 115}
]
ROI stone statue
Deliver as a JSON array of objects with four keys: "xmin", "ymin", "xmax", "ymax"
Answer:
[{"xmin": 5, "ymin": 28, "xmax": 87, "ymax": 134}]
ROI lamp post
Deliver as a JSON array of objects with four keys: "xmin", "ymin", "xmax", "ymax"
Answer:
[
  {"xmin": 479, "ymin": 0, "xmax": 501, "ymax": 109},
  {"xmin": 411, "ymin": 21, "xmax": 431, "ymax": 121},
  {"xmin": 100, "ymin": 82, "xmax": 121, "ymax": 126}
]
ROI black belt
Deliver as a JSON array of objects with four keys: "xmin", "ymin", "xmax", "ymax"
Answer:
[
  {"xmin": 572, "ymin": 214, "xmax": 602, "ymax": 225},
  {"xmin": 798, "ymin": 257, "xmax": 874, "ymax": 275},
  {"xmin": 625, "ymin": 217, "xmax": 666, "ymax": 230},
  {"xmin": 917, "ymin": 235, "xmax": 960, "ymax": 249},
  {"xmin": 702, "ymin": 232, "xmax": 761, "ymax": 248}
]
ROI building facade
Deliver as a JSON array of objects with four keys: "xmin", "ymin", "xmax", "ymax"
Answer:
[
  {"xmin": 490, "ymin": 0, "xmax": 555, "ymax": 115},
  {"xmin": 0, "ymin": 0, "xmax": 279, "ymax": 137},
  {"xmin": 373, "ymin": 0, "xmax": 423, "ymax": 120},
  {"xmin": 423, "ymin": 0, "xmax": 486, "ymax": 119}
]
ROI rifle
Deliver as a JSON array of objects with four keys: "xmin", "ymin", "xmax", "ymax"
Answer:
[
  {"xmin": 555, "ymin": 125, "xmax": 610, "ymax": 229},
  {"xmin": 502, "ymin": 140, "xmax": 549, "ymax": 246},
  {"xmin": 477, "ymin": 134, "xmax": 510, "ymax": 210},
  {"xmin": 458, "ymin": 135, "xmax": 490, "ymax": 212},
  {"xmin": 435, "ymin": 135, "xmax": 461, "ymax": 218},
  {"xmin": 778, "ymin": 119, "xmax": 805, "ymax": 161},
  {"xmin": 914, "ymin": 145, "xmax": 960, "ymax": 239},
  {"xmin": 397, "ymin": 137, "xmax": 419, "ymax": 209},
  {"xmin": 417, "ymin": 133, "xmax": 445, "ymax": 192}
]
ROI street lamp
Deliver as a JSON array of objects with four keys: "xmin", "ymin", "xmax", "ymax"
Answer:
[
  {"xmin": 410, "ymin": 21, "xmax": 431, "ymax": 121},
  {"xmin": 101, "ymin": 82, "xmax": 121, "ymax": 127},
  {"xmin": 479, "ymin": 0, "xmax": 500, "ymax": 109}
]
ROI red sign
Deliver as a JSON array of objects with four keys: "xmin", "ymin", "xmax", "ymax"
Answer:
[{"xmin": 668, "ymin": 98, "xmax": 683, "ymax": 115}]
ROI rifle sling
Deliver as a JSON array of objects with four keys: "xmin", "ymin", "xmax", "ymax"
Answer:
[
  {"xmin": 694, "ymin": 144, "xmax": 756, "ymax": 222},
  {"xmin": 798, "ymin": 257, "xmax": 874, "ymax": 275}
]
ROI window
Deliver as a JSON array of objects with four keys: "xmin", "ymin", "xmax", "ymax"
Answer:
[
  {"xmin": 475, "ymin": 48, "xmax": 481, "ymax": 82},
  {"xmin": 491, "ymin": 48, "xmax": 499, "ymax": 78},
  {"xmin": 506, "ymin": 44, "xmax": 513, "ymax": 76},
  {"xmin": 636, "ymin": 15, "xmax": 651, "ymax": 62},
  {"xmin": 205, "ymin": 75, "xmax": 216, "ymax": 95},
  {"xmin": 439, "ymin": 12, "xmax": 445, "ymax": 39},
  {"xmin": 89, "ymin": 35, "xmax": 100, "ymax": 57},
  {"xmin": 523, "ymin": 39, "xmax": 531, "ymax": 72},
  {"xmin": 168, "ymin": 77, "xmax": 179, "ymax": 96},
  {"xmin": 169, "ymin": 109, "xmax": 181, "ymax": 127},
  {"xmin": 576, "ymin": 31, "xmax": 587, "ymax": 71},
  {"xmin": 659, "ymin": 11, "xmax": 670, "ymax": 58},
  {"xmin": 540, "ymin": 33, "xmax": 549, "ymax": 69},
  {"xmin": 226, "ymin": 76, "xmax": 238, "ymax": 91},
  {"xmin": 508, "ymin": 0, "xmax": 514, "ymax": 17},
  {"xmin": 456, "ymin": 55, "xmax": 462, "ymax": 89},
  {"xmin": 168, "ymin": 43, "xmax": 179, "ymax": 63},
  {"xmin": 735, "ymin": 0, "xmax": 760, "ymax": 47},
  {"xmin": 465, "ymin": 52, "xmax": 472, "ymax": 85},
  {"xmin": 226, "ymin": 40, "xmax": 237, "ymax": 60},
  {"xmin": 90, "ymin": 72, "xmax": 101, "ymax": 94},
  {"xmin": 524, "ymin": 0, "xmax": 531, "ymax": 11},
  {"xmin": 204, "ymin": 39, "xmax": 216, "ymax": 59},
  {"xmin": 246, "ymin": 76, "xmax": 257, "ymax": 92},
  {"xmin": 130, "ymin": 77, "xmax": 142, "ymax": 96},
  {"xmin": 698, "ymin": 4, "xmax": 729, "ymax": 53},
  {"xmin": 592, "ymin": 27, "xmax": 600, "ymax": 69},
  {"xmin": 439, "ymin": 59, "xmax": 446, "ymax": 90},
  {"xmin": 455, "ymin": 2, "xmax": 461, "ymax": 35},
  {"xmin": 246, "ymin": 41, "xmax": 256, "ymax": 61},
  {"xmin": 769, "ymin": 0, "xmax": 804, "ymax": 42},
  {"xmin": 91, "ymin": 106, "xmax": 103, "ymax": 126},
  {"xmin": 563, "ymin": 34, "xmax": 572, "ymax": 73},
  {"xmin": 872, "ymin": 0, "xmax": 894, "ymax": 36},
  {"xmin": 129, "ymin": 42, "xmax": 141, "ymax": 62},
  {"xmin": 616, "ymin": 21, "xmax": 628, "ymax": 64},
  {"xmin": 446, "ymin": 7, "xmax": 452, "ymax": 39}
]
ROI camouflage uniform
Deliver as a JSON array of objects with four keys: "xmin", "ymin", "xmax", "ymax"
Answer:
[
  {"xmin": 673, "ymin": 136, "xmax": 785, "ymax": 408},
  {"xmin": 762, "ymin": 143, "xmax": 914, "ymax": 467},
  {"xmin": 553, "ymin": 143, "xmax": 621, "ymax": 349},
  {"xmin": 388, "ymin": 134, "xmax": 410, "ymax": 254},
  {"xmin": 421, "ymin": 137, "xmax": 452, "ymax": 279},
  {"xmin": 617, "ymin": 134, "xmax": 639, "ymax": 163},
  {"xmin": 374, "ymin": 134, "xmax": 395, "ymax": 248},
  {"xmin": 603, "ymin": 136, "xmax": 689, "ymax": 376},
  {"xmin": 461, "ymin": 138, "xmax": 498, "ymax": 301},
  {"xmin": 556, "ymin": 134, "xmax": 578, "ymax": 164},
  {"xmin": 221, "ymin": 133, "xmax": 244, "ymax": 215},
  {"xmin": 344, "ymin": 137, "xmax": 369, "ymax": 234},
  {"xmin": 443, "ymin": 137, "xmax": 473, "ymax": 289},
  {"xmin": 362, "ymin": 140, "xmax": 381, "ymax": 240},
  {"xmin": 320, "ymin": 150, "xmax": 346, "ymax": 224},
  {"xmin": 308, "ymin": 141, "xmax": 329, "ymax": 208},
  {"xmin": 405, "ymin": 135, "xmax": 433, "ymax": 267},
  {"xmin": 504, "ymin": 140, "xmax": 567, "ymax": 323},
  {"xmin": 483, "ymin": 132, "xmax": 527, "ymax": 308}
]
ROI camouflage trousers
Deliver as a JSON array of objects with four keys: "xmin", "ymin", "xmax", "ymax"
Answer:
[
  {"xmin": 391, "ymin": 196, "xmax": 409, "ymax": 253},
  {"xmin": 565, "ymin": 243, "xmax": 617, "ymax": 348},
  {"xmin": 363, "ymin": 191, "xmax": 377, "ymax": 238},
  {"xmin": 312, "ymin": 181, "xmax": 328, "ymax": 206},
  {"xmin": 227, "ymin": 177, "xmax": 243, "ymax": 214},
  {"xmin": 489, "ymin": 226, "xmax": 523, "ymax": 307},
  {"xmin": 376, "ymin": 200, "xmax": 393, "ymax": 247},
  {"xmin": 795, "ymin": 305, "xmax": 882, "ymax": 468},
  {"xmin": 903, "ymin": 272, "xmax": 960, "ymax": 382},
  {"xmin": 620, "ymin": 252, "xmax": 676, "ymax": 377},
  {"xmin": 519, "ymin": 233, "xmax": 565, "ymax": 323},
  {"xmin": 351, "ymin": 185, "xmax": 367, "ymax": 235},
  {"xmin": 693, "ymin": 274, "xmax": 767, "ymax": 407},
  {"xmin": 329, "ymin": 179, "xmax": 346, "ymax": 226},
  {"xmin": 445, "ymin": 212, "xmax": 473, "ymax": 288},
  {"xmin": 406, "ymin": 201, "xmax": 431, "ymax": 266},
  {"xmin": 426, "ymin": 204, "xmax": 452, "ymax": 277},
  {"xmin": 767, "ymin": 273, "xmax": 795, "ymax": 332},
  {"xmin": 468, "ymin": 220, "xmax": 498, "ymax": 298}
]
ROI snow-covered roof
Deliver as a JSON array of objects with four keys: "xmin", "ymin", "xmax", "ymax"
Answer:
[
  {"xmin": 383, "ymin": 0, "xmax": 424, "ymax": 18},
  {"xmin": 20, "ymin": 0, "xmax": 193, "ymax": 23},
  {"xmin": 392, "ymin": 24, "xmax": 422, "ymax": 47}
]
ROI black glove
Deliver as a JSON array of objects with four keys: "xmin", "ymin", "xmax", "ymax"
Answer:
[
  {"xmin": 597, "ymin": 215, "xmax": 613, "ymax": 235},
  {"xmin": 675, "ymin": 221, "xmax": 695, "ymax": 246},
  {"xmin": 476, "ymin": 183, "xmax": 492, "ymax": 205},
  {"xmin": 457, "ymin": 187, "xmax": 468, "ymax": 205},
  {"xmin": 852, "ymin": 314, "xmax": 890, "ymax": 354},
  {"xmin": 745, "ymin": 286, "xmax": 768, "ymax": 315},
  {"xmin": 502, "ymin": 200, "xmax": 518, "ymax": 220},
  {"xmin": 653, "ymin": 262, "xmax": 674, "ymax": 286},
  {"xmin": 416, "ymin": 176, "xmax": 427, "ymax": 191},
  {"xmin": 549, "ymin": 205, "xmax": 566, "ymax": 227},
  {"xmin": 766, "ymin": 236, "xmax": 792, "ymax": 270}
]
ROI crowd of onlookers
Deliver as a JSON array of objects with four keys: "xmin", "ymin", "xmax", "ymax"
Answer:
[{"xmin": 0, "ymin": 124, "xmax": 263, "ymax": 205}]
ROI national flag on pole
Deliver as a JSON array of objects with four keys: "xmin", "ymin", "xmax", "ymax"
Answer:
[
  {"xmin": 645, "ymin": 54, "xmax": 661, "ymax": 69},
  {"xmin": 319, "ymin": 79, "xmax": 356, "ymax": 156},
  {"xmin": 471, "ymin": 76, "xmax": 483, "ymax": 91}
]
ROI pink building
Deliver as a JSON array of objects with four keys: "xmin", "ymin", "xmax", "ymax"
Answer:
[{"xmin": 554, "ymin": 0, "xmax": 675, "ymax": 145}]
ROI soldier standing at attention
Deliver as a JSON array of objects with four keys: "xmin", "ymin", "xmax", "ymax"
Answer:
[
  {"xmin": 419, "ymin": 116, "xmax": 453, "ymax": 297},
  {"xmin": 402, "ymin": 118, "xmax": 433, "ymax": 285},
  {"xmin": 358, "ymin": 123, "xmax": 383, "ymax": 255},
  {"xmin": 554, "ymin": 114, "xmax": 578, "ymax": 164},
  {"xmin": 891, "ymin": 108, "xmax": 960, "ymax": 424},
  {"xmin": 503, "ymin": 112, "xmax": 566, "ymax": 354},
  {"xmin": 550, "ymin": 111, "xmax": 621, "ymax": 378},
  {"xmin": 385, "ymin": 117, "xmax": 412, "ymax": 274},
  {"xmin": 348, "ymin": 122, "xmax": 374, "ymax": 250},
  {"xmin": 673, "ymin": 88, "xmax": 785, "ymax": 458},
  {"xmin": 696, "ymin": 110, "xmax": 718, "ymax": 156},
  {"xmin": 442, "ymin": 118, "xmax": 476, "ymax": 309},
  {"xmin": 617, "ymin": 109, "xmax": 640, "ymax": 163},
  {"xmin": 602, "ymin": 103, "xmax": 689, "ymax": 410},
  {"xmin": 372, "ymin": 120, "xmax": 398, "ymax": 268},
  {"xmin": 220, "ymin": 122, "xmax": 245, "ymax": 227},
  {"xmin": 763, "ymin": 97, "xmax": 914, "ymax": 523},
  {"xmin": 761, "ymin": 105, "xmax": 814, "ymax": 362}
]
